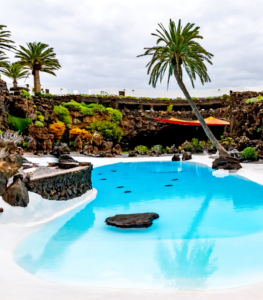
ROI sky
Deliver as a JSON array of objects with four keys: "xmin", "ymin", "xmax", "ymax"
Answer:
[{"xmin": 1, "ymin": 0, "xmax": 263, "ymax": 93}]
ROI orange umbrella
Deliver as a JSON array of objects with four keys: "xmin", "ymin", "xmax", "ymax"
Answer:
[{"xmin": 153, "ymin": 116, "xmax": 230, "ymax": 126}]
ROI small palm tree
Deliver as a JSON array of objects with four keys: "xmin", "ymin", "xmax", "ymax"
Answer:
[
  {"xmin": 0, "ymin": 25, "xmax": 16, "ymax": 54},
  {"xmin": 15, "ymin": 42, "xmax": 61, "ymax": 93},
  {"xmin": 0, "ymin": 62, "xmax": 29, "ymax": 87},
  {"xmin": 138, "ymin": 19, "xmax": 227, "ymax": 156}
]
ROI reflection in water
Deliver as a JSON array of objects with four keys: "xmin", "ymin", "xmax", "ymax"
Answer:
[
  {"xmin": 156, "ymin": 192, "xmax": 217, "ymax": 289},
  {"xmin": 16, "ymin": 204, "xmax": 95, "ymax": 274}
]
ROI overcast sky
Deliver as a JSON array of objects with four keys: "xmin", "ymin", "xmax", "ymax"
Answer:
[{"xmin": 1, "ymin": 0, "xmax": 263, "ymax": 93}]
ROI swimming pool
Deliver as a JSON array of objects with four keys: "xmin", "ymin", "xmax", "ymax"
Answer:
[{"xmin": 14, "ymin": 161, "xmax": 263, "ymax": 290}]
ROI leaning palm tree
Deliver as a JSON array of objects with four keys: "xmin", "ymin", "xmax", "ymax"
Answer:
[
  {"xmin": 15, "ymin": 42, "xmax": 61, "ymax": 93},
  {"xmin": 0, "ymin": 62, "xmax": 29, "ymax": 87},
  {"xmin": 138, "ymin": 19, "xmax": 228, "ymax": 157},
  {"xmin": 0, "ymin": 25, "xmax": 16, "ymax": 54}
]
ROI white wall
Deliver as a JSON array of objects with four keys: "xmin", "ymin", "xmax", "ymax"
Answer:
[
  {"xmin": 89, "ymin": 85, "xmax": 263, "ymax": 98},
  {"xmin": 6, "ymin": 83, "xmax": 67, "ymax": 95}
]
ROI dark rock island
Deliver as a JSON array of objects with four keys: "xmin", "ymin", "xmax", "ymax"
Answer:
[{"xmin": 105, "ymin": 213, "xmax": 159, "ymax": 228}]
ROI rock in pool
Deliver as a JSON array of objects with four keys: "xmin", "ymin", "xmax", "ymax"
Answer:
[{"xmin": 105, "ymin": 213, "xmax": 159, "ymax": 228}]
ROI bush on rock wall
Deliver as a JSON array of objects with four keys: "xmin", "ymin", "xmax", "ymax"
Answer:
[
  {"xmin": 69, "ymin": 126, "xmax": 92, "ymax": 140},
  {"xmin": 7, "ymin": 115, "xmax": 32, "ymax": 134},
  {"xmin": 88, "ymin": 120, "xmax": 123, "ymax": 143},
  {"xmin": 106, "ymin": 107, "xmax": 122, "ymax": 123},
  {"xmin": 49, "ymin": 122, "xmax": 66, "ymax": 140},
  {"xmin": 53, "ymin": 105, "xmax": 72, "ymax": 125}
]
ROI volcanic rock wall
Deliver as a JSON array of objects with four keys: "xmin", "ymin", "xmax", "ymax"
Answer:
[{"xmin": 229, "ymin": 91, "xmax": 263, "ymax": 139}]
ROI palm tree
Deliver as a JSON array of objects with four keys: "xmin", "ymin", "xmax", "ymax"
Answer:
[
  {"xmin": 0, "ymin": 25, "xmax": 16, "ymax": 54},
  {"xmin": 15, "ymin": 42, "xmax": 61, "ymax": 93},
  {"xmin": 138, "ymin": 19, "xmax": 227, "ymax": 156},
  {"xmin": 0, "ymin": 53, "xmax": 8, "ymax": 73},
  {"xmin": 0, "ymin": 62, "xmax": 29, "ymax": 87}
]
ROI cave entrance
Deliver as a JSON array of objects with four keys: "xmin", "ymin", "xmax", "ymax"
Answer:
[{"xmin": 127, "ymin": 124, "xmax": 225, "ymax": 149}]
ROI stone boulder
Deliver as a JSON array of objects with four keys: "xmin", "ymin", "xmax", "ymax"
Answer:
[
  {"xmin": 128, "ymin": 151, "xmax": 137, "ymax": 157},
  {"xmin": 91, "ymin": 132, "xmax": 103, "ymax": 146},
  {"xmin": 0, "ymin": 208, "xmax": 3, "ymax": 213},
  {"xmin": 0, "ymin": 154, "xmax": 23, "ymax": 180},
  {"xmin": 2, "ymin": 174, "xmax": 29, "ymax": 207},
  {"xmin": 172, "ymin": 154, "xmax": 180, "ymax": 161},
  {"xmin": 74, "ymin": 136, "xmax": 83, "ymax": 152},
  {"xmin": 58, "ymin": 154, "xmax": 79, "ymax": 169},
  {"xmin": 105, "ymin": 213, "xmax": 159, "ymax": 228},
  {"xmin": 27, "ymin": 137, "xmax": 37, "ymax": 153},
  {"xmin": 112, "ymin": 144, "xmax": 122, "ymax": 155},
  {"xmin": 100, "ymin": 141, "xmax": 113, "ymax": 153},
  {"xmin": 46, "ymin": 139, "xmax": 52, "ymax": 154},
  {"xmin": 83, "ymin": 145, "xmax": 93, "ymax": 155},
  {"xmin": 182, "ymin": 152, "xmax": 192, "ymax": 161},
  {"xmin": 212, "ymin": 154, "xmax": 242, "ymax": 170},
  {"xmin": 52, "ymin": 143, "xmax": 70, "ymax": 158},
  {"xmin": 0, "ymin": 139, "xmax": 17, "ymax": 154}
]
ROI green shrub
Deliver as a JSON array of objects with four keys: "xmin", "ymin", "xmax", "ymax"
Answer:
[
  {"xmin": 156, "ymin": 97, "xmax": 170, "ymax": 101},
  {"xmin": 35, "ymin": 121, "xmax": 44, "ymax": 127},
  {"xmin": 82, "ymin": 94, "xmax": 89, "ymax": 97},
  {"xmin": 151, "ymin": 145, "xmax": 163, "ymax": 152},
  {"xmin": 42, "ymin": 93, "xmax": 53, "ymax": 99},
  {"xmin": 191, "ymin": 138, "xmax": 199, "ymax": 147},
  {"xmin": 22, "ymin": 142, "xmax": 28, "ymax": 148},
  {"xmin": 184, "ymin": 145, "xmax": 193, "ymax": 151},
  {"xmin": 35, "ymin": 92, "xmax": 42, "ymax": 97},
  {"xmin": 7, "ymin": 115, "xmax": 32, "ymax": 134},
  {"xmin": 246, "ymin": 99, "xmax": 251, "ymax": 104},
  {"xmin": 62, "ymin": 100, "xmax": 95, "ymax": 116},
  {"xmin": 96, "ymin": 94, "xmax": 105, "ymax": 98},
  {"xmin": 106, "ymin": 107, "xmax": 123, "ymax": 123},
  {"xmin": 140, "ymin": 97, "xmax": 151, "ymax": 100},
  {"xmin": 176, "ymin": 97, "xmax": 183, "ymax": 100},
  {"xmin": 242, "ymin": 147, "xmax": 258, "ymax": 159},
  {"xmin": 125, "ymin": 96, "xmax": 139, "ymax": 100},
  {"xmin": 167, "ymin": 104, "xmax": 173, "ymax": 112},
  {"xmin": 78, "ymin": 106, "xmax": 94, "ymax": 116},
  {"xmin": 221, "ymin": 94, "xmax": 231, "ymax": 100},
  {"xmin": 82, "ymin": 103, "xmax": 106, "ymax": 112},
  {"xmin": 192, "ymin": 97, "xmax": 198, "ymax": 100},
  {"xmin": 53, "ymin": 105, "xmax": 72, "ymax": 125},
  {"xmin": 135, "ymin": 145, "xmax": 148, "ymax": 154},
  {"xmin": 87, "ymin": 121, "xmax": 123, "ymax": 142},
  {"xmin": 20, "ymin": 89, "xmax": 32, "ymax": 99},
  {"xmin": 206, "ymin": 97, "xmax": 212, "ymax": 99},
  {"xmin": 257, "ymin": 127, "xmax": 262, "ymax": 133},
  {"xmin": 69, "ymin": 141, "xmax": 74, "ymax": 147},
  {"xmin": 37, "ymin": 112, "xmax": 45, "ymax": 122}
]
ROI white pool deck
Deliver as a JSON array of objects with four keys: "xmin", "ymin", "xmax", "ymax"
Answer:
[{"xmin": 1, "ymin": 155, "xmax": 263, "ymax": 300}]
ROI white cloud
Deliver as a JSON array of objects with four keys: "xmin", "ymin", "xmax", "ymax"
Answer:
[{"xmin": 1, "ymin": 0, "xmax": 263, "ymax": 93}]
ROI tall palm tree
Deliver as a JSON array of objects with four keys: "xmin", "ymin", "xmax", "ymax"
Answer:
[
  {"xmin": 138, "ymin": 19, "xmax": 227, "ymax": 156},
  {"xmin": 0, "ymin": 62, "xmax": 29, "ymax": 87},
  {"xmin": 0, "ymin": 25, "xmax": 16, "ymax": 54},
  {"xmin": 15, "ymin": 42, "xmax": 61, "ymax": 93}
]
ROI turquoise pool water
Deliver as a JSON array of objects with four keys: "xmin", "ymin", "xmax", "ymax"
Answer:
[{"xmin": 15, "ymin": 161, "xmax": 263, "ymax": 290}]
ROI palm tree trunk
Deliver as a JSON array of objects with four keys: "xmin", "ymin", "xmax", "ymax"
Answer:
[
  {"xmin": 173, "ymin": 67, "xmax": 227, "ymax": 156},
  {"xmin": 34, "ymin": 70, "xmax": 41, "ymax": 93}
]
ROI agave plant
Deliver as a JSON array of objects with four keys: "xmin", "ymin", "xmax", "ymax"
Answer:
[{"xmin": 0, "ymin": 130, "xmax": 23, "ymax": 144}]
